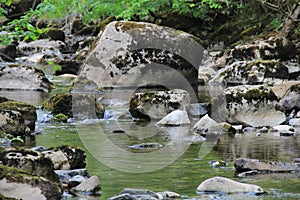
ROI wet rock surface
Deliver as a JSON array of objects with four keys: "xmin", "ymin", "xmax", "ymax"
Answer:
[{"xmin": 0, "ymin": 64, "xmax": 52, "ymax": 92}]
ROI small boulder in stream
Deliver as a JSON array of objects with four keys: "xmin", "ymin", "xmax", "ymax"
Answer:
[
  {"xmin": 130, "ymin": 89, "xmax": 190, "ymax": 120},
  {"xmin": 156, "ymin": 110, "xmax": 190, "ymax": 126},
  {"xmin": 70, "ymin": 175, "xmax": 101, "ymax": 195},
  {"xmin": 196, "ymin": 176, "xmax": 264, "ymax": 194}
]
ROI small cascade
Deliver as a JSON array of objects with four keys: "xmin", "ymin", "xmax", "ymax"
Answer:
[{"xmin": 36, "ymin": 108, "xmax": 53, "ymax": 124}]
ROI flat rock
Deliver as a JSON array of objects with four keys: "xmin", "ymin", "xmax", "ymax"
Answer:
[{"xmin": 196, "ymin": 176, "xmax": 264, "ymax": 194}]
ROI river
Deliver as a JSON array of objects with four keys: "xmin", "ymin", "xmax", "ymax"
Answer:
[{"xmin": 1, "ymin": 67, "xmax": 300, "ymax": 200}]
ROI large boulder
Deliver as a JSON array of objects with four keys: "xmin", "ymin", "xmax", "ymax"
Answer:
[
  {"xmin": 78, "ymin": 21, "xmax": 202, "ymax": 92},
  {"xmin": 0, "ymin": 165, "xmax": 62, "ymax": 200},
  {"xmin": 228, "ymin": 37, "xmax": 296, "ymax": 63},
  {"xmin": 196, "ymin": 176, "xmax": 264, "ymax": 194},
  {"xmin": 0, "ymin": 64, "xmax": 52, "ymax": 92},
  {"xmin": 0, "ymin": 101, "xmax": 36, "ymax": 131},
  {"xmin": 235, "ymin": 158, "xmax": 300, "ymax": 173},
  {"xmin": 215, "ymin": 85, "xmax": 286, "ymax": 127},
  {"xmin": 129, "ymin": 89, "xmax": 190, "ymax": 120}
]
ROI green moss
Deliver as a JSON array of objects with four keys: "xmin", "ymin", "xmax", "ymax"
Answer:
[
  {"xmin": 0, "ymin": 164, "xmax": 62, "ymax": 199},
  {"xmin": 115, "ymin": 21, "xmax": 147, "ymax": 32},
  {"xmin": 50, "ymin": 113, "xmax": 68, "ymax": 123},
  {"xmin": 0, "ymin": 101, "xmax": 36, "ymax": 110},
  {"xmin": 42, "ymin": 93, "xmax": 72, "ymax": 117}
]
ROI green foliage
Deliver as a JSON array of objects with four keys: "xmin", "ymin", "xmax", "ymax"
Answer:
[
  {"xmin": 0, "ymin": 9, "xmax": 46, "ymax": 45},
  {"xmin": 1, "ymin": 132, "xmax": 24, "ymax": 143},
  {"xmin": 48, "ymin": 61, "xmax": 62, "ymax": 72}
]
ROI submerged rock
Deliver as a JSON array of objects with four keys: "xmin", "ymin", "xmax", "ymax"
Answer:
[
  {"xmin": 119, "ymin": 188, "xmax": 159, "ymax": 199},
  {"xmin": 234, "ymin": 158, "xmax": 300, "ymax": 173},
  {"xmin": 156, "ymin": 110, "xmax": 190, "ymax": 126},
  {"xmin": 0, "ymin": 164, "xmax": 62, "ymax": 200},
  {"xmin": 196, "ymin": 176, "xmax": 264, "ymax": 194},
  {"xmin": 0, "ymin": 64, "xmax": 52, "ymax": 92},
  {"xmin": 128, "ymin": 142, "xmax": 163, "ymax": 150},
  {"xmin": 130, "ymin": 89, "xmax": 190, "ymax": 120}
]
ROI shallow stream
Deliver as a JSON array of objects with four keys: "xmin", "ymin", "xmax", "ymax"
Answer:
[{"xmin": 1, "ymin": 67, "xmax": 299, "ymax": 200}]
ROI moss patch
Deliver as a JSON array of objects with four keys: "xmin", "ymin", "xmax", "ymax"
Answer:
[{"xmin": 51, "ymin": 113, "xmax": 68, "ymax": 123}]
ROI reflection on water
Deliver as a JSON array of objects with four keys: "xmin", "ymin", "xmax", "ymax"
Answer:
[
  {"xmin": 215, "ymin": 133, "xmax": 300, "ymax": 162},
  {"xmin": 0, "ymin": 90, "xmax": 47, "ymax": 105}
]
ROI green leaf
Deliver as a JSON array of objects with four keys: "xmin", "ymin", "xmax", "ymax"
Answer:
[{"xmin": 6, "ymin": 0, "xmax": 11, "ymax": 6}]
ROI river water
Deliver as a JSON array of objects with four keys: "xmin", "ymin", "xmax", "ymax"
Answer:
[{"xmin": 1, "ymin": 70, "xmax": 300, "ymax": 200}]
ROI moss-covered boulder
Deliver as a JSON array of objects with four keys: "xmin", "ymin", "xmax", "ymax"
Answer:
[
  {"xmin": 0, "ymin": 101, "xmax": 36, "ymax": 131},
  {"xmin": 213, "ymin": 85, "xmax": 286, "ymax": 127},
  {"xmin": 0, "ymin": 110, "xmax": 27, "ymax": 136},
  {"xmin": 0, "ymin": 148, "xmax": 59, "ymax": 182},
  {"xmin": 210, "ymin": 60, "xmax": 289, "ymax": 86},
  {"xmin": 0, "ymin": 164, "xmax": 62, "ymax": 200},
  {"xmin": 42, "ymin": 93, "xmax": 105, "ymax": 120},
  {"xmin": 129, "ymin": 89, "xmax": 190, "ymax": 120}
]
